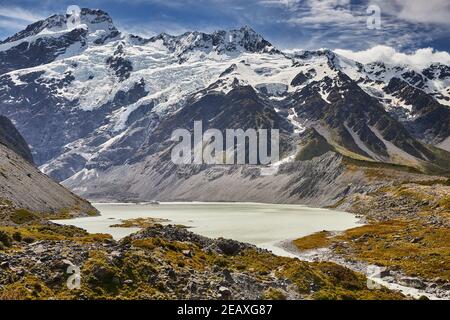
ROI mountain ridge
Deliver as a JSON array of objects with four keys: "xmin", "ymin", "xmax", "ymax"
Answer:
[
  {"xmin": 0, "ymin": 115, "xmax": 33, "ymax": 163},
  {"xmin": 0, "ymin": 7, "xmax": 449, "ymax": 202}
]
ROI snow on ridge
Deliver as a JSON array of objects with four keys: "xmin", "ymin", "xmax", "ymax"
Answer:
[
  {"xmin": 0, "ymin": 29, "xmax": 75, "ymax": 52},
  {"xmin": 287, "ymin": 108, "xmax": 306, "ymax": 134},
  {"xmin": 4, "ymin": 28, "xmax": 447, "ymax": 121},
  {"xmin": 332, "ymin": 51, "xmax": 450, "ymax": 111}
]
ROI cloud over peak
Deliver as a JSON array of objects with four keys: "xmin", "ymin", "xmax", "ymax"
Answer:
[
  {"xmin": 335, "ymin": 45, "xmax": 450, "ymax": 69},
  {"xmin": 372, "ymin": 0, "xmax": 450, "ymax": 25}
]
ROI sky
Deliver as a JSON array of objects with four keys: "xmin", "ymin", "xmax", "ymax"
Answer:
[{"xmin": 0, "ymin": 0, "xmax": 449, "ymax": 55}]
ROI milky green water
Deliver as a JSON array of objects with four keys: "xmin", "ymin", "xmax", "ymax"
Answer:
[{"xmin": 54, "ymin": 202, "xmax": 361, "ymax": 257}]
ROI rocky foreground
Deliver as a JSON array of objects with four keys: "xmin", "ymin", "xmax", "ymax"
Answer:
[
  {"xmin": 292, "ymin": 169, "xmax": 450, "ymax": 300},
  {"xmin": 1, "ymin": 154, "xmax": 448, "ymax": 300},
  {"xmin": 0, "ymin": 222, "xmax": 404, "ymax": 300}
]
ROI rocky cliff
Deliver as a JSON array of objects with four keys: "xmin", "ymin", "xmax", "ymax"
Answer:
[{"xmin": 0, "ymin": 117, "xmax": 97, "ymax": 222}]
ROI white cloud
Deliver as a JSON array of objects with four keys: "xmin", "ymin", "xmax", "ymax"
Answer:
[
  {"xmin": 0, "ymin": 6, "xmax": 47, "ymax": 37},
  {"xmin": 370, "ymin": 0, "xmax": 450, "ymax": 25},
  {"xmin": 335, "ymin": 45, "xmax": 450, "ymax": 69},
  {"xmin": 0, "ymin": 6, "xmax": 45, "ymax": 22},
  {"xmin": 0, "ymin": 19, "xmax": 29, "ymax": 30},
  {"xmin": 287, "ymin": 0, "xmax": 359, "ymax": 25},
  {"xmin": 396, "ymin": 0, "xmax": 450, "ymax": 25}
]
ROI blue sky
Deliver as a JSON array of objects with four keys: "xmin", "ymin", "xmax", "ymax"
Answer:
[{"xmin": 0, "ymin": 0, "xmax": 449, "ymax": 53}]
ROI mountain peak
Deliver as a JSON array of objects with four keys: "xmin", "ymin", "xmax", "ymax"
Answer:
[
  {"xmin": 1, "ymin": 7, "xmax": 118, "ymax": 45},
  {"xmin": 76, "ymin": 8, "xmax": 116, "ymax": 32},
  {"xmin": 216, "ymin": 26, "xmax": 274, "ymax": 53},
  {"xmin": 229, "ymin": 25, "xmax": 259, "ymax": 37},
  {"xmin": 149, "ymin": 26, "xmax": 275, "ymax": 58},
  {"xmin": 239, "ymin": 25, "xmax": 255, "ymax": 32}
]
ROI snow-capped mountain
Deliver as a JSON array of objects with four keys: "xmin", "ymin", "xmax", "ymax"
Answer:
[
  {"xmin": 0, "ymin": 9, "xmax": 120, "ymax": 75},
  {"xmin": 0, "ymin": 8, "xmax": 449, "ymax": 201}
]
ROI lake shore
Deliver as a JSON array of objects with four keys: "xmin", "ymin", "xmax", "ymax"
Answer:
[
  {"xmin": 278, "ymin": 238, "xmax": 449, "ymax": 300},
  {"xmin": 53, "ymin": 192, "xmax": 450, "ymax": 300},
  {"xmin": 54, "ymin": 202, "xmax": 361, "ymax": 257}
]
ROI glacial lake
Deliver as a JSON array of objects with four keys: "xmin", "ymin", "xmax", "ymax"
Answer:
[{"xmin": 54, "ymin": 202, "xmax": 361, "ymax": 257}]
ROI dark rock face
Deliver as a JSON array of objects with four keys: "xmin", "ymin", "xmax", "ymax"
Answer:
[
  {"xmin": 296, "ymin": 128, "xmax": 334, "ymax": 161},
  {"xmin": 385, "ymin": 77, "xmax": 450, "ymax": 145},
  {"xmin": 0, "ymin": 71, "xmax": 90, "ymax": 165},
  {"xmin": 107, "ymin": 44, "xmax": 133, "ymax": 81},
  {"xmin": 408, "ymin": 106, "xmax": 450, "ymax": 145},
  {"xmin": 178, "ymin": 86, "xmax": 291, "ymax": 133},
  {"xmin": 400, "ymin": 70, "xmax": 426, "ymax": 89},
  {"xmin": 290, "ymin": 70, "xmax": 316, "ymax": 87},
  {"xmin": 292, "ymin": 72, "xmax": 433, "ymax": 162},
  {"xmin": 0, "ymin": 70, "xmax": 150, "ymax": 167},
  {"xmin": 45, "ymin": 153, "xmax": 87, "ymax": 182},
  {"xmin": 290, "ymin": 72, "xmax": 309, "ymax": 87},
  {"xmin": 0, "ymin": 115, "xmax": 33, "ymax": 163},
  {"xmin": 0, "ymin": 29, "xmax": 88, "ymax": 75},
  {"xmin": 423, "ymin": 63, "xmax": 450, "ymax": 80},
  {"xmin": 123, "ymin": 85, "xmax": 293, "ymax": 166},
  {"xmin": 385, "ymin": 78, "xmax": 436, "ymax": 114},
  {"xmin": 219, "ymin": 64, "xmax": 238, "ymax": 78}
]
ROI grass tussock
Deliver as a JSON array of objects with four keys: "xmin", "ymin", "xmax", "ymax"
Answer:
[
  {"xmin": 110, "ymin": 217, "xmax": 169, "ymax": 229},
  {"xmin": 10, "ymin": 209, "xmax": 37, "ymax": 225},
  {"xmin": 293, "ymin": 231, "xmax": 332, "ymax": 251},
  {"xmin": 0, "ymin": 224, "xmax": 112, "ymax": 250},
  {"xmin": 334, "ymin": 220, "xmax": 450, "ymax": 281}
]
